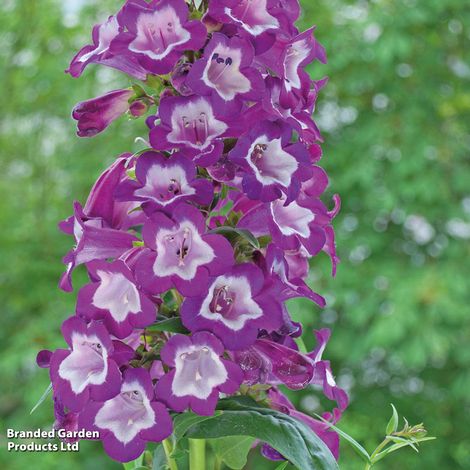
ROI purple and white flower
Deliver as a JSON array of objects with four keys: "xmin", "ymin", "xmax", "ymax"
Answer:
[
  {"xmin": 208, "ymin": 0, "xmax": 288, "ymax": 37},
  {"xmin": 114, "ymin": 151, "xmax": 213, "ymax": 214},
  {"xmin": 262, "ymin": 243, "xmax": 325, "ymax": 306},
  {"xmin": 280, "ymin": 28, "xmax": 326, "ymax": 97},
  {"xmin": 149, "ymin": 95, "xmax": 229, "ymax": 163},
  {"xmin": 155, "ymin": 332, "xmax": 243, "ymax": 415},
  {"xmin": 181, "ymin": 263, "xmax": 283, "ymax": 350},
  {"xmin": 229, "ymin": 121, "xmax": 312, "ymax": 203},
  {"xmin": 49, "ymin": 317, "xmax": 122, "ymax": 412},
  {"xmin": 67, "ymin": 15, "xmax": 147, "ymax": 80},
  {"xmin": 135, "ymin": 204, "xmax": 234, "ymax": 296},
  {"xmin": 113, "ymin": 0, "xmax": 207, "ymax": 75},
  {"xmin": 79, "ymin": 368, "xmax": 172, "ymax": 462},
  {"xmin": 72, "ymin": 89, "xmax": 134, "ymax": 138},
  {"xmin": 186, "ymin": 33, "xmax": 264, "ymax": 106},
  {"xmin": 76, "ymin": 260, "xmax": 156, "ymax": 339},
  {"xmin": 238, "ymin": 194, "xmax": 333, "ymax": 257}
]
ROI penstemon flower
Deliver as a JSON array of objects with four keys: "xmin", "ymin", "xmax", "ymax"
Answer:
[{"xmin": 37, "ymin": 0, "xmax": 349, "ymax": 465}]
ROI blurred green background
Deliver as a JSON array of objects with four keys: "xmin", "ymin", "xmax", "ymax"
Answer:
[{"xmin": 1, "ymin": 0, "xmax": 469, "ymax": 468}]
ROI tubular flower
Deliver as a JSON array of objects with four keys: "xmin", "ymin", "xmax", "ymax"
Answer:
[
  {"xmin": 136, "ymin": 204, "xmax": 234, "ymax": 296},
  {"xmin": 48, "ymin": 317, "xmax": 123, "ymax": 412},
  {"xmin": 79, "ymin": 368, "xmax": 172, "ymax": 462},
  {"xmin": 39, "ymin": 0, "xmax": 348, "ymax": 464},
  {"xmin": 114, "ymin": 151, "xmax": 213, "ymax": 214},
  {"xmin": 72, "ymin": 89, "xmax": 134, "ymax": 138},
  {"xmin": 156, "ymin": 332, "xmax": 243, "ymax": 415}
]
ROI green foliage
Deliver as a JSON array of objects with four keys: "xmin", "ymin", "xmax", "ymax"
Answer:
[
  {"xmin": 176, "ymin": 397, "xmax": 339, "ymax": 470},
  {"xmin": 210, "ymin": 436, "xmax": 256, "ymax": 470},
  {"xmin": 0, "ymin": 0, "xmax": 469, "ymax": 469}
]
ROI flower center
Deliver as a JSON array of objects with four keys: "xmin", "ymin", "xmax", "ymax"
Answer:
[
  {"xmin": 143, "ymin": 21, "xmax": 175, "ymax": 51},
  {"xmin": 208, "ymin": 53, "xmax": 233, "ymax": 82},
  {"xmin": 179, "ymin": 347, "xmax": 211, "ymax": 382},
  {"xmin": 159, "ymin": 178, "xmax": 181, "ymax": 201},
  {"xmin": 129, "ymin": 8, "xmax": 190, "ymax": 61},
  {"xmin": 180, "ymin": 112, "xmax": 209, "ymax": 146},
  {"xmin": 122, "ymin": 390, "xmax": 144, "ymax": 405},
  {"xmin": 164, "ymin": 227, "xmax": 192, "ymax": 266},
  {"xmin": 250, "ymin": 143, "xmax": 268, "ymax": 167},
  {"xmin": 81, "ymin": 341, "xmax": 103, "ymax": 357},
  {"xmin": 209, "ymin": 285, "xmax": 235, "ymax": 317}
]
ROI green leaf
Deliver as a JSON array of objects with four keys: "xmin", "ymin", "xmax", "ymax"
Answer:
[
  {"xmin": 30, "ymin": 382, "xmax": 52, "ymax": 415},
  {"xmin": 210, "ymin": 436, "xmax": 255, "ymax": 470},
  {"xmin": 208, "ymin": 226, "xmax": 260, "ymax": 249},
  {"xmin": 152, "ymin": 444, "xmax": 168, "ymax": 470},
  {"xmin": 314, "ymin": 414, "xmax": 371, "ymax": 464},
  {"xmin": 274, "ymin": 462, "xmax": 290, "ymax": 470},
  {"xmin": 385, "ymin": 404, "xmax": 399, "ymax": 435},
  {"xmin": 182, "ymin": 397, "xmax": 339, "ymax": 470},
  {"xmin": 123, "ymin": 454, "xmax": 144, "ymax": 470},
  {"xmin": 173, "ymin": 412, "xmax": 222, "ymax": 445},
  {"xmin": 146, "ymin": 317, "xmax": 189, "ymax": 334}
]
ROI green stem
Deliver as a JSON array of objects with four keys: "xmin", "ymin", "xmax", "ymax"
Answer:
[
  {"xmin": 189, "ymin": 438, "xmax": 206, "ymax": 470},
  {"xmin": 370, "ymin": 438, "xmax": 391, "ymax": 460},
  {"xmin": 364, "ymin": 464, "xmax": 372, "ymax": 470},
  {"xmin": 162, "ymin": 438, "xmax": 178, "ymax": 470}
]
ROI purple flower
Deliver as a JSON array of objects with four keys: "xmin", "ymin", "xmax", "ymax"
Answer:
[
  {"xmin": 58, "ymin": 156, "xmax": 147, "ymax": 291},
  {"xmin": 135, "ymin": 204, "xmax": 234, "ymax": 296},
  {"xmin": 79, "ymin": 368, "xmax": 172, "ymax": 462},
  {"xmin": 149, "ymin": 95, "xmax": 229, "ymax": 163},
  {"xmin": 66, "ymin": 15, "xmax": 147, "ymax": 79},
  {"xmin": 81, "ymin": 155, "xmax": 144, "ymax": 230},
  {"xmin": 237, "ymin": 193, "xmax": 334, "ymax": 257},
  {"xmin": 308, "ymin": 329, "xmax": 349, "ymax": 411},
  {"xmin": 248, "ymin": 76, "xmax": 325, "ymax": 144},
  {"xmin": 171, "ymin": 60, "xmax": 194, "ymax": 96},
  {"xmin": 261, "ymin": 243, "xmax": 325, "ymax": 306},
  {"xmin": 233, "ymin": 337, "xmax": 314, "ymax": 389},
  {"xmin": 280, "ymin": 28, "xmax": 326, "ymax": 97},
  {"xmin": 181, "ymin": 263, "xmax": 283, "ymax": 350},
  {"xmin": 76, "ymin": 260, "xmax": 156, "ymax": 339},
  {"xmin": 155, "ymin": 332, "xmax": 243, "ymax": 415},
  {"xmin": 229, "ymin": 121, "xmax": 312, "ymax": 203},
  {"xmin": 59, "ymin": 202, "xmax": 138, "ymax": 292},
  {"xmin": 49, "ymin": 317, "xmax": 122, "ymax": 412},
  {"xmin": 186, "ymin": 33, "xmax": 264, "ymax": 106},
  {"xmin": 114, "ymin": 151, "xmax": 213, "ymax": 214},
  {"xmin": 72, "ymin": 89, "xmax": 134, "ymax": 138},
  {"xmin": 53, "ymin": 396, "xmax": 80, "ymax": 443},
  {"xmin": 207, "ymin": 0, "xmax": 293, "ymax": 40},
  {"xmin": 113, "ymin": 0, "xmax": 207, "ymax": 75}
]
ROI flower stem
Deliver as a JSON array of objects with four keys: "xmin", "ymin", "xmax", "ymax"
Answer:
[
  {"xmin": 162, "ymin": 438, "xmax": 178, "ymax": 470},
  {"xmin": 189, "ymin": 438, "xmax": 206, "ymax": 470}
]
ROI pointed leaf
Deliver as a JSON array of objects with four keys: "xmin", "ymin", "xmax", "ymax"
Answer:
[
  {"xmin": 146, "ymin": 317, "xmax": 189, "ymax": 334},
  {"xmin": 208, "ymin": 226, "xmax": 260, "ymax": 249},
  {"xmin": 30, "ymin": 383, "xmax": 52, "ymax": 415},
  {"xmin": 275, "ymin": 462, "xmax": 290, "ymax": 470},
  {"xmin": 385, "ymin": 404, "xmax": 399, "ymax": 435},
  {"xmin": 315, "ymin": 414, "xmax": 371, "ymax": 464}
]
